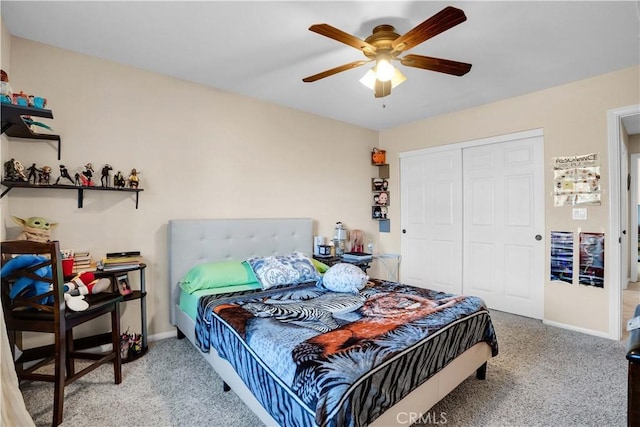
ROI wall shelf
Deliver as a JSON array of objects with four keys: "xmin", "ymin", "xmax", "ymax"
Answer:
[
  {"xmin": 0, "ymin": 181, "xmax": 143, "ymax": 209},
  {"xmin": 1, "ymin": 103, "xmax": 61, "ymax": 160},
  {"xmin": 372, "ymin": 163, "xmax": 390, "ymax": 232}
]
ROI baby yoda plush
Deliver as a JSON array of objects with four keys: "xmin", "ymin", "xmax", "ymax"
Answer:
[{"xmin": 12, "ymin": 216, "xmax": 58, "ymax": 243}]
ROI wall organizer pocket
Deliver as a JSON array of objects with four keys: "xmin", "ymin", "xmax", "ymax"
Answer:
[{"xmin": 372, "ymin": 161, "xmax": 390, "ymax": 233}]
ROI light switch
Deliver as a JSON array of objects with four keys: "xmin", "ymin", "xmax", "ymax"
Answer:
[{"xmin": 572, "ymin": 208, "xmax": 587, "ymax": 220}]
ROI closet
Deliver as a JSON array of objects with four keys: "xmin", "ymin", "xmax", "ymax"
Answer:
[{"xmin": 400, "ymin": 129, "xmax": 544, "ymax": 319}]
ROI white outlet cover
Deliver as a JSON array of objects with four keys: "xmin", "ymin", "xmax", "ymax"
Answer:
[{"xmin": 572, "ymin": 208, "xmax": 587, "ymax": 220}]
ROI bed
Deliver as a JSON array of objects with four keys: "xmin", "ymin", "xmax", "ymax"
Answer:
[{"xmin": 169, "ymin": 218, "xmax": 498, "ymax": 426}]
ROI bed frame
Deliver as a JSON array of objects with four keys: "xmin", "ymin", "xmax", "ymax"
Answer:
[{"xmin": 169, "ymin": 218, "xmax": 493, "ymax": 426}]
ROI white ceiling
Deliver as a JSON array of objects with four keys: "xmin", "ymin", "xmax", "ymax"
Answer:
[{"xmin": 1, "ymin": 1, "xmax": 639, "ymax": 131}]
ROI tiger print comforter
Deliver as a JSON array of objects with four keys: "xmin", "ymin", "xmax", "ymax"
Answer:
[{"xmin": 195, "ymin": 279, "xmax": 499, "ymax": 427}]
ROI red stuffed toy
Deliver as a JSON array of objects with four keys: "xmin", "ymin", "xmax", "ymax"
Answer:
[{"xmin": 66, "ymin": 272, "xmax": 111, "ymax": 296}]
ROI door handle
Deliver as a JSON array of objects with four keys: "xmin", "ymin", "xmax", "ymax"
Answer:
[
  {"xmin": 402, "ymin": 229, "xmax": 407, "ymax": 234},
  {"xmin": 535, "ymin": 234, "xmax": 542, "ymax": 241}
]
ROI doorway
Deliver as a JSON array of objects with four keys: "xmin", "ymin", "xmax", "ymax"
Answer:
[{"xmin": 608, "ymin": 104, "xmax": 640, "ymax": 340}]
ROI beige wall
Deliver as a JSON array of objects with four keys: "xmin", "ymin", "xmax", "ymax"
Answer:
[
  {"xmin": 2, "ymin": 36, "xmax": 379, "ymax": 338},
  {"xmin": 3, "ymin": 21, "xmax": 639, "ymax": 338},
  {"xmin": 379, "ymin": 66, "xmax": 640, "ymax": 335}
]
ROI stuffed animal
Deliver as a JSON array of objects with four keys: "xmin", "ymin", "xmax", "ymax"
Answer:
[
  {"xmin": 0, "ymin": 256, "xmax": 110, "ymax": 311},
  {"xmin": 12, "ymin": 216, "xmax": 58, "ymax": 243}
]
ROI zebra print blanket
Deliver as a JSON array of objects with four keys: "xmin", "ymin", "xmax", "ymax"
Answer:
[{"xmin": 195, "ymin": 279, "xmax": 498, "ymax": 427}]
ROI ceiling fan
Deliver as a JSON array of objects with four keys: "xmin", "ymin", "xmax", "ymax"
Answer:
[{"xmin": 302, "ymin": 6, "xmax": 472, "ymax": 98}]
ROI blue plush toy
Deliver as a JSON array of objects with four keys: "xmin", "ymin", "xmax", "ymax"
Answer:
[
  {"xmin": 0, "ymin": 255, "xmax": 96, "ymax": 311},
  {"xmin": 1, "ymin": 255, "xmax": 53, "ymax": 304}
]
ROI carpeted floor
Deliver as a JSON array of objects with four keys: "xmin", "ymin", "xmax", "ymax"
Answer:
[{"xmin": 19, "ymin": 310, "xmax": 629, "ymax": 427}]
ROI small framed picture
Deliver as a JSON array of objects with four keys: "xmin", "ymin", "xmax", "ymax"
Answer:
[{"xmin": 116, "ymin": 273, "xmax": 132, "ymax": 296}]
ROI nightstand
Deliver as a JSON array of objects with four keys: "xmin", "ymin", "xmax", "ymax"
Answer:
[{"xmin": 313, "ymin": 255, "xmax": 371, "ymax": 273}]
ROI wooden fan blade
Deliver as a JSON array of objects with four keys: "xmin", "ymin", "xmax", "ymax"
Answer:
[
  {"xmin": 374, "ymin": 80, "xmax": 392, "ymax": 98},
  {"xmin": 309, "ymin": 24, "xmax": 376, "ymax": 54},
  {"xmin": 302, "ymin": 60, "xmax": 369, "ymax": 83},
  {"xmin": 392, "ymin": 6, "xmax": 467, "ymax": 53},
  {"xmin": 400, "ymin": 54, "xmax": 472, "ymax": 76}
]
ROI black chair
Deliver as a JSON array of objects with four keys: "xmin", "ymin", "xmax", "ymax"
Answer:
[{"xmin": 1, "ymin": 240, "xmax": 122, "ymax": 426}]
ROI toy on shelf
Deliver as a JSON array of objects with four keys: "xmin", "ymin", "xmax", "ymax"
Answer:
[
  {"xmin": 0, "ymin": 70, "xmax": 46, "ymax": 108},
  {"xmin": 80, "ymin": 163, "xmax": 95, "ymax": 186},
  {"xmin": 128, "ymin": 168, "xmax": 140, "ymax": 189},
  {"xmin": 0, "ymin": 69, "xmax": 12, "ymax": 104},
  {"xmin": 39, "ymin": 165, "xmax": 52, "ymax": 185},
  {"xmin": 12, "ymin": 215, "xmax": 58, "ymax": 243},
  {"xmin": 54, "ymin": 165, "xmax": 74, "ymax": 185},
  {"xmin": 4, "ymin": 158, "xmax": 26, "ymax": 181},
  {"xmin": 114, "ymin": 170, "xmax": 126, "ymax": 188},
  {"xmin": 101, "ymin": 164, "xmax": 113, "ymax": 187}
]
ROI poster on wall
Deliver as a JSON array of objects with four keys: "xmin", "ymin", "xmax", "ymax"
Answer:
[
  {"xmin": 578, "ymin": 232, "xmax": 604, "ymax": 288},
  {"xmin": 553, "ymin": 153, "xmax": 601, "ymax": 207},
  {"xmin": 550, "ymin": 231, "xmax": 573, "ymax": 284}
]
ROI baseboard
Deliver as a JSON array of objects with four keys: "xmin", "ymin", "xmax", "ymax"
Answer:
[
  {"xmin": 543, "ymin": 319, "xmax": 610, "ymax": 339},
  {"xmin": 148, "ymin": 330, "xmax": 176, "ymax": 342}
]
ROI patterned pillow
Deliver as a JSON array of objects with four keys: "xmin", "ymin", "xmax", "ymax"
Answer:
[
  {"xmin": 318, "ymin": 263, "xmax": 368, "ymax": 294},
  {"xmin": 246, "ymin": 252, "xmax": 321, "ymax": 290}
]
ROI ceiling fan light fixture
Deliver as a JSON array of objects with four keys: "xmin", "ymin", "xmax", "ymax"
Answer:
[
  {"xmin": 390, "ymin": 67, "xmax": 407, "ymax": 88},
  {"xmin": 360, "ymin": 67, "xmax": 406, "ymax": 91},
  {"xmin": 359, "ymin": 69, "xmax": 377, "ymax": 90},
  {"xmin": 375, "ymin": 54, "xmax": 395, "ymax": 82}
]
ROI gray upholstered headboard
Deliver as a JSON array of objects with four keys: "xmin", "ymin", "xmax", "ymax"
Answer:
[{"xmin": 168, "ymin": 218, "xmax": 313, "ymax": 325}]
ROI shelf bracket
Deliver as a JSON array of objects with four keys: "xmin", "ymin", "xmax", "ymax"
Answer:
[
  {"xmin": 77, "ymin": 188, "xmax": 84, "ymax": 208},
  {"xmin": 1, "ymin": 121, "xmax": 12, "ymax": 135},
  {"xmin": 1, "ymin": 186, "xmax": 13, "ymax": 198}
]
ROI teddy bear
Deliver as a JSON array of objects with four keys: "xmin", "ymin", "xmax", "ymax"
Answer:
[{"xmin": 1, "ymin": 256, "xmax": 111, "ymax": 311}]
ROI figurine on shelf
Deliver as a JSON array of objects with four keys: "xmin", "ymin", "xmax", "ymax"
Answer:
[
  {"xmin": 101, "ymin": 164, "xmax": 113, "ymax": 187},
  {"xmin": 128, "ymin": 168, "xmax": 140, "ymax": 189},
  {"xmin": 0, "ymin": 69, "xmax": 12, "ymax": 104},
  {"xmin": 26, "ymin": 163, "xmax": 39, "ymax": 184},
  {"xmin": 114, "ymin": 171, "xmax": 126, "ymax": 189},
  {"xmin": 4, "ymin": 158, "xmax": 23, "ymax": 181},
  {"xmin": 74, "ymin": 172, "xmax": 81, "ymax": 186},
  {"xmin": 54, "ymin": 165, "xmax": 74, "ymax": 185},
  {"xmin": 39, "ymin": 165, "xmax": 52, "ymax": 185},
  {"xmin": 80, "ymin": 163, "xmax": 95, "ymax": 186},
  {"xmin": 13, "ymin": 160, "xmax": 27, "ymax": 181}
]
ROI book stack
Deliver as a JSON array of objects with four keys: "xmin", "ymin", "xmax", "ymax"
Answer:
[
  {"xmin": 73, "ymin": 250, "xmax": 93, "ymax": 273},
  {"xmin": 99, "ymin": 251, "xmax": 143, "ymax": 271},
  {"xmin": 341, "ymin": 251, "xmax": 372, "ymax": 262}
]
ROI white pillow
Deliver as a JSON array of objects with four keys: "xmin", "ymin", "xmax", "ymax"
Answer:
[{"xmin": 318, "ymin": 263, "xmax": 368, "ymax": 294}]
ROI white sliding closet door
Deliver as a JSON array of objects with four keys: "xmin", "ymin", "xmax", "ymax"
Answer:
[
  {"xmin": 400, "ymin": 150, "xmax": 463, "ymax": 295},
  {"xmin": 400, "ymin": 130, "xmax": 544, "ymax": 319},
  {"xmin": 463, "ymin": 136, "xmax": 544, "ymax": 319}
]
